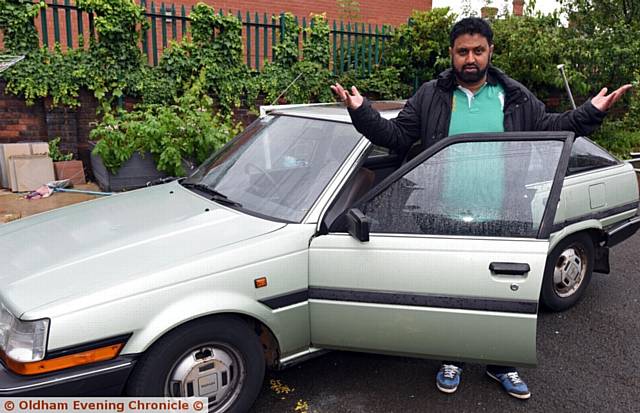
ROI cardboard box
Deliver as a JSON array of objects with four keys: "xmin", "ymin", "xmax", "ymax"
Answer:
[
  {"xmin": 0, "ymin": 143, "xmax": 31, "ymax": 189},
  {"xmin": 54, "ymin": 160, "xmax": 86, "ymax": 185},
  {"xmin": 9, "ymin": 155, "xmax": 55, "ymax": 192}
]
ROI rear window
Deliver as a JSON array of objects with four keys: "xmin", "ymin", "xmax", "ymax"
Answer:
[{"xmin": 567, "ymin": 137, "xmax": 619, "ymax": 176}]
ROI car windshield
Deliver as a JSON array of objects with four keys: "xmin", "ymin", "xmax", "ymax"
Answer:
[{"xmin": 183, "ymin": 115, "xmax": 362, "ymax": 222}]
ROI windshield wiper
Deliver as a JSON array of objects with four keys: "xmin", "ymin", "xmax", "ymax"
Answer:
[{"xmin": 181, "ymin": 183, "xmax": 243, "ymax": 208}]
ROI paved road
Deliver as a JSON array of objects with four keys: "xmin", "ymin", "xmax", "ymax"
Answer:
[{"xmin": 251, "ymin": 232, "xmax": 640, "ymax": 413}]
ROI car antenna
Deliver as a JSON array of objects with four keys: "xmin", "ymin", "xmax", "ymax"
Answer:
[
  {"xmin": 270, "ymin": 72, "xmax": 304, "ymax": 106},
  {"xmin": 557, "ymin": 64, "xmax": 577, "ymax": 110},
  {"xmin": 0, "ymin": 55, "xmax": 25, "ymax": 74}
]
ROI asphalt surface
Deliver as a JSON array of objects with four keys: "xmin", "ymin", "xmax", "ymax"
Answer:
[{"xmin": 250, "ymin": 231, "xmax": 640, "ymax": 413}]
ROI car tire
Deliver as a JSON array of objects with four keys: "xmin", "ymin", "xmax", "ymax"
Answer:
[
  {"xmin": 540, "ymin": 233, "xmax": 595, "ymax": 312},
  {"xmin": 126, "ymin": 316, "xmax": 265, "ymax": 413}
]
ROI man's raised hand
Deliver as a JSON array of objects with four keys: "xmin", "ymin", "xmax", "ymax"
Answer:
[
  {"xmin": 591, "ymin": 84, "xmax": 633, "ymax": 112},
  {"xmin": 330, "ymin": 83, "xmax": 364, "ymax": 110}
]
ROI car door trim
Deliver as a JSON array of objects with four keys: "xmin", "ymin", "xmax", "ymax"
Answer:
[
  {"xmin": 259, "ymin": 289, "xmax": 309, "ymax": 310},
  {"xmin": 307, "ymin": 287, "xmax": 538, "ymax": 314}
]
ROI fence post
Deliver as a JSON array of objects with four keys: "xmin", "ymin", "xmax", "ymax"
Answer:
[
  {"xmin": 346, "ymin": 22, "xmax": 352, "ymax": 71},
  {"xmin": 255, "ymin": 12, "xmax": 260, "ymax": 69},
  {"xmin": 374, "ymin": 25, "xmax": 379, "ymax": 65},
  {"xmin": 64, "ymin": 0, "xmax": 73, "ymax": 48},
  {"xmin": 171, "ymin": 4, "xmax": 177, "ymax": 40},
  {"xmin": 88, "ymin": 12, "xmax": 95, "ymax": 42},
  {"xmin": 271, "ymin": 14, "xmax": 276, "ymax": 61},
  {"xmin": 367, "ymin": 24, "xmax": 372, "ymax": 75},
  {"xmin": 332, "ymin": 20, "xmax": 337, "ymax": 75},
  {"xmin": 160, "ymin": 3, "xmax": 167, "ymax": 49},
  {"xmin": 353, "ymin": 23, "xmax": 359, "ymax": 74},
  {"xmin": 140, "ymin": 0, "xmax": 148, "ymax": 58},
  {"xmin": 302, "ymin": 16, "xmax": 307, "ymax": 46},
  {"xmin": 262, "ymin": 13, "xmax": 269, "ymax": 67},
  {"xmin": 150, "ymin": 2, "xmax": 158, "ymax": 65},
  {"xmin": 181, "ymin": 5, "xmax": 187, "ymax": 37},
  {"xmin": 40, "ymin": 6, "xmax": 49, "ymax": 48},
  {"xmin": 246, "ymin": 11, "xmax": 251, "ymax": 68},
  {"xmin": 339, "ymin": 21, "xmax": 345, "ymax": 75},
  {"xmin": 76, "ymin": 4, "xmax": 84, "ymax": 47},
  {"xmin": 280, "ymin": 12, "xmax": 285, "ymax": 43},
  {"xmin": 380, "ymin": 25, "xmax": 386, "ymax": 65},
  {"xmin": 52, "ymin": 0, "xmax": 61, "ymax": 44}
]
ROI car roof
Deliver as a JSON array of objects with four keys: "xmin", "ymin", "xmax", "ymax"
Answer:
[{"xmin": 263, "ymin": 101, "xmax": 405, "ymax": 123}]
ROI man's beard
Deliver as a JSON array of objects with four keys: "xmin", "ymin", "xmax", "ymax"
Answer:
[{"xmin": 453, "ymin": 61, "xmax": 489, "ymax": 84}]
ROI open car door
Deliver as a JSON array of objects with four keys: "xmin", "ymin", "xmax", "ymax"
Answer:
[{"xmin": 308, "ymin": 132, "xmax": 574, "ymax": 366}]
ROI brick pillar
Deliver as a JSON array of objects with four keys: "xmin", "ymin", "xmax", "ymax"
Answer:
[
  {"xmin": 513, "ymin": 0, "xmax": 525, "ymax": 16},
  {"xmin": 44, "ymin": 99, "xmax": 79, "ymax": 156},
  {"xmin": 76, "ymin": 89, "xmax": 100, "ymax": 180}
]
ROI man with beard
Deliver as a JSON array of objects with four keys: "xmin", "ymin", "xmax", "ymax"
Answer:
[{"xmin": 330, "ymin": 17, "xmax": 631, "ymax": 400}]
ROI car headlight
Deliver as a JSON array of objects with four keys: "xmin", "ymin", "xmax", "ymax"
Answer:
[{"xmin": 0, "ymin": 301, "xmax": 49, "ymax": 363}]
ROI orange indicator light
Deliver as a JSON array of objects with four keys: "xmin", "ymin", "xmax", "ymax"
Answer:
[
  {"xmin": 254, "ymin": 277, "xmax": 268, "ymax": 288},
  {"xmin": 1, "ymin": 343, "xmax": 124, "ymax": 376}
]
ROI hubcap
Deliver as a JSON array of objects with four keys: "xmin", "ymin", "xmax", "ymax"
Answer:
[
  {"xmin": 553, "ymin": 246, "xmax": 587, "ymax": 298},
  {"xmin": 165, "ymin": 344, "xmax": 245, "ymax": 412}
]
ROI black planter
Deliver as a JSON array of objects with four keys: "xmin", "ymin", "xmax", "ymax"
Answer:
[{"xmin": 89, "ymin": 142, "xmax": 167, "ymax": 192}]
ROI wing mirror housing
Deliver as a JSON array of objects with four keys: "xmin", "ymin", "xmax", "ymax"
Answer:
[{"xmin": 346, "ymin": 208, "xmax": 370, "ymax": 242}]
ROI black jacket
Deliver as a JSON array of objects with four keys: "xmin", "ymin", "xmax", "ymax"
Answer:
[{"xmin": 348, "ymin": 66, "xmax": 607, "ymax": 154}]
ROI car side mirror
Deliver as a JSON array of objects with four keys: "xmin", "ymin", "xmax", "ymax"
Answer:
[{"xmin": 346, "ymin": 208, "xmax": 370, "ymax": 242}]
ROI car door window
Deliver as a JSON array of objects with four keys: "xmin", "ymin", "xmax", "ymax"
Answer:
[{"xmin": 362, "ymin": 139, "xmax": 565, "ymax": 238}]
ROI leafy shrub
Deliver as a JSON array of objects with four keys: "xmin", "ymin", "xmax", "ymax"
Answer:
[
  {"xmin": 48, "ymin": 137, "xmax": 74, "ymax": 161},
  {"xmin": 385, "ymin": 8, "xmax": 455, "ymax": 86},
  {"xmin": 338, "ymin": 66, "xmax": 411, "ymax": 100},
  {"xmin": 91, "ymin": 72, "xmax": 243, "ymax": 176},
  {"xmin": 492, "ymin": 13, "xmax": 578, "ymax": 98}
]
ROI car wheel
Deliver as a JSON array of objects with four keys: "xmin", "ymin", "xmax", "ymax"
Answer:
[
  {"xmin": 540, "ymin": 233, "xmax": 595, "ymax": 312},
  {"xmin": 126, "ymin": 316, "xmax": 265, "ymax": 413}
]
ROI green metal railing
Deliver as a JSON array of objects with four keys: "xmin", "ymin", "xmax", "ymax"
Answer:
[{"xmin": 33, "ymin": 1, "xmax": 394, "ymax": 74}]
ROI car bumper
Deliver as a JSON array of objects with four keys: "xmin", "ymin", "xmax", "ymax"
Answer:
[{"xmin": 0, "ymin": 356, "xmax": 136, "ymax": 396}]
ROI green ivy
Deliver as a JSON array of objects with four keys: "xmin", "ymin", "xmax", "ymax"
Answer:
[
  {"xmin": 150, "ymin": 3, "xmax": 255, "ymax": 114},
  {"xmin": 273, "ymin": 13, "xmax": 300, "ymax": 67},
  {"xmin": 75, "ymin": 0, "xmax": 147, "ymax": 108},
  {"xmin": 303, "ymin": 13, "xmax": 330, "ymax": 67},
  {"xmin": 259, "ymin": 13, "xmax": 334, "ymax": 104},
  {"xmin": 0, "ymin": 0, "xmax": 44, "ymax": 54},
  {"xmin": 3, "ymin": 46, "xmax": 87, "ymax": 107}
]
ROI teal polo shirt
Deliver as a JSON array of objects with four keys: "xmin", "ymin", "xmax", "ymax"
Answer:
[{"xmin": 443, "ymin": 83, "xmax": 505, "ymax": 220}]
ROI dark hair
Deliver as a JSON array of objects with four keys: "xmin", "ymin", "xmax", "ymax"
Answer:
[{"xmin": 450, "ymin": 17, "xmax": 493, "ymax": 47}]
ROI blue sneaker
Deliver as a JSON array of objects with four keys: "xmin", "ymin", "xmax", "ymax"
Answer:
[
  {"xmin": 486, "ymin": 370, "xmax": 531, "ymax": 399},
  {"xmin": 436, "ymin": 364, "xmax": 462, "ymax": 394}
]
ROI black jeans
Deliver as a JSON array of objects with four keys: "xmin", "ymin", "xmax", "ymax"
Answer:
[{"xmin": 442, "ymin": 361, "xmax": 516, "ymax": 375}]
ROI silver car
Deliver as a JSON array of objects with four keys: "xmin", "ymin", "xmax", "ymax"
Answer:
[{"xmin": 0, "ymin": 102, "xmax": 638, "ymax": 413}]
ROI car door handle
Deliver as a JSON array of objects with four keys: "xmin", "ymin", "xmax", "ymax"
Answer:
[{"xmin": 489, "ymin": 262, "xmax": 531, "ymax": 276}]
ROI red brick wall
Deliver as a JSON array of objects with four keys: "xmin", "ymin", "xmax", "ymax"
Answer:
[
  {"xmin": 172, "ymin": 0, "xmax": 432, "ymax": 26},
  {"xmin": 0, "ymin": 83, "xmax": 47, "ymax": 144}
]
